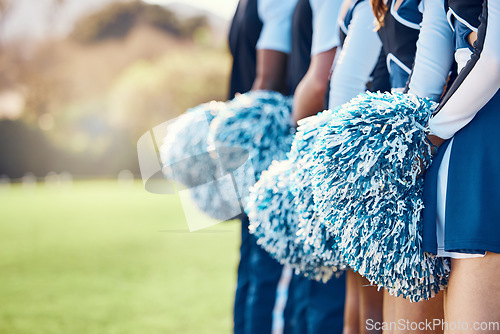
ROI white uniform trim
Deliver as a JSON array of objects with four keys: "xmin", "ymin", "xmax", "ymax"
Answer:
[
  {"xmin": 389, "ymin": 0, "xmax": 421, "ymax": 30},
  {"xmin": 386, "ymin": 53, "xmax": 412, "ymax": 74},
  {"xmin": 447, "ymin": 7, "xmax": 479, "ymax": 33},
  {"xmin": 338, "ymin": 14, "xmax": 348, "ymax": 35},
  {"xmin": 455, "ymin": 47, "xmax": 473, "ymax": 73},
  {"xmin": 271, "ymin": 265, "xmax": 293, "ymax": 334}
]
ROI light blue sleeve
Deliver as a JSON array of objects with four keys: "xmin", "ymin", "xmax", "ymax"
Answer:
[
  {"xmin": 407, "ymin": 0, "xmax": 454, "ymax": 101},
  {"xmin": 329, "ymin": 1, "xmax": 382, "ymax": 108},
  {"xmin": 429, "ymin": 0, "xmax": 500, "ymax": 139},
  {"xmin": 256, "ymin": 0, "xmax": 298, "ymax": 53},
  {"xmin": 310, "ymin": 0, "xmax": 343, "ymax": 55}
]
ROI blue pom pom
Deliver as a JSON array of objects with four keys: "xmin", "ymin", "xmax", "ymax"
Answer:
[
  {"xmin": 161, "ymin": 101, "xmax": 221, "ymax": 186},
  {"xmin": 247, "ymin": 110, "xmax": 346, "ymax": 282},
  {"xmin": 289, "ymin": 110, "xmax": 347, "ymax": 279},
  {"xmin": 246, "ymin": 160, "xmax": 298, "ymax": 263},
  {"xmin": 160, "ymin": 101, "xmax": 242, "ymax": 220},
  {"xmin": 209, "ymin": 91, "xmax": 295, "ymax": 205},
  {"xmin": 310, "ymin": 92, "xmax": 450, "ymax": 301}
]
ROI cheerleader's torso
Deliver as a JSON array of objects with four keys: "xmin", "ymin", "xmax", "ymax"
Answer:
[
  {"xmin": 376, "ymin": 0, "xmax": 422, "ymax": 89},
  {"xmin": 423, "ymin": 0, "xmax": 500, "ymax": 255}
]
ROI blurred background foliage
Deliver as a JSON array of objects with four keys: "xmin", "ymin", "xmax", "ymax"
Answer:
[{"xmin": 0, "ymin": 0, "xmax": 231, "ymax": 178}]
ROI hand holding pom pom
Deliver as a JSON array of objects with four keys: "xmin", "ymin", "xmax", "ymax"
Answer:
[{"xmin": 310, "ymin": 92, "xmax": 450, "ymax": 302}]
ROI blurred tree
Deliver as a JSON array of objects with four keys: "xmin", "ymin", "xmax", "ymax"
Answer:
[
  {"xmin": 0, "ymin": 0, "xmax": 12, "ymax": 46},
  {"xmin": 141, "ymin": 4, "xmax": 182, "ymax": 36},
  {"xmin": 70, "ymin": 1, "xmax": 141, "ymax": 43},
  {"xmin": 70, "ymin": 1, "xmax": 209, "ymax": 44},
  {"xmin": 0, "ymin": 0, "xmax": 228, "ymax": 178},
  {"xmin": 183, "ymin": 15, "xmax": 208, "ymax": 36}
]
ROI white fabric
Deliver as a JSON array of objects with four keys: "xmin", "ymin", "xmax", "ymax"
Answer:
[
  {"xmin": 435, "ymin": 138, "xmax": 485, "ymax": 259},
  {"xmin": 310, "ymin": 0, "xmax": 342, "ymax": 55},
  {"xmin": 407, "ymin": 0, "xmax": 455, "ymax": 101},
  {"xmin": 328, "ymin": 0, "xmax": 381, "ymax": 108},
  {"xmin": 455, "ymin": 47, "xmax": 473, "ymax": 73},
  {"xmin": 256, "ymin": 0, "xmax": 298, "ymax": 53},
  {"xmin": 429, "ymin": 0, "xmax": 500, "ymax": 139},
  {"xmin": 271, "ymin": 265, "xmax": 293, "ymax": 334}
]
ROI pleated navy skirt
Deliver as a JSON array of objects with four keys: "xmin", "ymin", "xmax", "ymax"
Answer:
[{"xmin": 423, "ymin": 89, "xmax": 500, "ymax": 255}]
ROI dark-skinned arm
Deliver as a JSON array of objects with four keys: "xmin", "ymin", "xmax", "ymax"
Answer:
[{"xmin": 251, "ymin": 49, "xmax": 288, "ymax": 94}]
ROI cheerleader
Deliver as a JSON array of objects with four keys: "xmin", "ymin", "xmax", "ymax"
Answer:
[
  {"xmin": 293, "ymin": 0, "xmax": 387, "ymax": 332},
  {"xmin": 423, "ymin": 0, "xmax": 500, "ymax": 330},
  {"xmin": 228, "ymin": 1, "xmax": 298, "ymax": 333},
  {"xmin": 286, "ymin": 1, "xmax": 348, "ymax": 332},
  {"xmin": 356, "ymin": 0, "xmax": 454, "ymax": 331}
]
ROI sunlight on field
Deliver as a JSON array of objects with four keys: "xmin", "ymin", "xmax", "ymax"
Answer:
[{"xmin": 0, "ymin": 180, "xmax": 239, "ymax": 334}]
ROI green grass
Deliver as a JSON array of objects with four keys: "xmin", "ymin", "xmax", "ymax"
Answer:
[{"xmin": 0, "ymin": 181, "xmax": 240, "ymax": 334}]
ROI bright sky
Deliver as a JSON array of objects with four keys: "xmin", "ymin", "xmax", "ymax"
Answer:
[{"xmin": 144, "ymin": 0, "xmax": 239, "ymax": 19}]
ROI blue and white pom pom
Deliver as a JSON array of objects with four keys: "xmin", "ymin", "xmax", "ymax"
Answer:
[
  {"xmin": 247, "ymin": 159, "xmax": 298, "ymax": 263},
  {"xmin": 289, "ymin": 109, "xmax": 347, "ymax": 280},
  {"xmin": 209, "ymin": 90, "xmax": 295, "ymax": 205},
  {"xmin": 247, "ymin": 159, "xmax": 341, "ymax": 281},
  {"xmin": 160, "ymin": 101, "xmax": 242, "ymax": 221},
  {"xmin": 310, "ymin": 92, "xmax": 450, "ymax": 302},
  {"xmin": 247, "ymin": 110, "xmax": 346, "ymax": 282}
]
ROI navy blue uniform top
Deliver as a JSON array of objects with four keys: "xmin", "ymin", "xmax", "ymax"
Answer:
[
  {"xmin": 287, "ymin": 0, "xmax": 313, "ymax": 95},
  {"xmin": 228, "ymin": 0, "xmax": 263, "ymax": 99},
  {"xmin": 377, "ymin": 0, "xmax": 422, "ymax": 89}
]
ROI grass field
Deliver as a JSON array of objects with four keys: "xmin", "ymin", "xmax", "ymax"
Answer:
[{"xmin": 0, "ymin": 180, "xmax": 240, "ymax": 334}]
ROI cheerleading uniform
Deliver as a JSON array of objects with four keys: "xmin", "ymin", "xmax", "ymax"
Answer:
[
  {"xmin": 285, "ymin": 2, "xmax": 348, "ymax": 332},
  {"xmin": 229, "ymin": 1, "xmax": 297, "ymax": 333},
  {"xmin": 286, "ymin": 0, "xmax": 313, "ymax": 96},
  {"xmin": 423, "ymin": 0, "xmax": 500, "ymax": 258},
  {"xmin": 228, "ymin": 0, "xmax": 296, "ymax": 99},
  {"xmin": 372, "ymin": 0, "xmax": 453, "ymax": 101},
  {"xmin": 318, "ymin": 0, "xmax": 453, "ymax": 299}
]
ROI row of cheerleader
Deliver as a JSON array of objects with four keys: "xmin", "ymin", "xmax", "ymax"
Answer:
[{"xmin": 158, "ymin": 0, "xmax": 500, "ymax": 332}]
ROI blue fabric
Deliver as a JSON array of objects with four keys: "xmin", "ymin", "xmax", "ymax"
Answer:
[
  {"xmin": 234, "ymin": 216, "xmax": 291, "ymax": 334},
  {"xmin": 423, "ymin": 0, "xmax": 500, "ymax": 255},
  {"xmin": 376, "ymin": 0, "xmax": 421, "ymax": 90},
  {"xmin": 453, "ymin": 19, "xmax": 474, "ymax": 51},
  {"xmin": 423, "ymin": 90, "xmax": 500, "ymax": 254},
  {"xmin": 234, "ymin": 216, "xmax": 251, "ymax": 334},
  {"xmin": 396, "ymin": 0, "xmax": 422, "ymax": 25},
  {"xmin": 422, "ymin": 140, "xmax": 450, "ymax": 254},
  {"xmin": 289, "ymin": 274, "xmax": 346, "ymax": 334},
  {"xmin": 287, "ymin": 0, "xmax": 312, "ymax": 95},
  {"xmin": 388, "ymin": 59, "xmax": 411, "ymax": 89},
  {"xmin": 228, "ymin": 0, "xmax": 263, "ymax": 99},
  {"xmin": 246, "ymin": 233, "xmax": 286, "ymax": 333}
]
